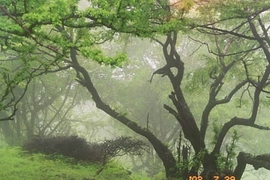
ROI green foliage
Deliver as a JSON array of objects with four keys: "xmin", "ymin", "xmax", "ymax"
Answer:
[
  {"xmin": 80, "ymin": 46, "xmax": 127, "ymax": 67},
  {"xmin": 211, "ymin": 121, "xmax": 222, "ymax": 145},
  {"xmin": 198, "ymin": 0, "xmax": 270, "ymax": 21},
  {"xmin": 215, "ymin": 130, "xmax": 239, "ymax": 172},
  {"xmin": 184, "ymin": 55, "xmax": 215, "ymax": 92},
  {"xmin": 0, "ymin": 146, "xmax": 97, "ymax": 180},
  {"xmin": 152, "ymin": 171, "xmax": 166, "ymax": 180},
  {"xmin": 0, "ymin": 146, "xmax": 150, "ymax": 180},
  {"xmin": 22, "ymin": 0, "xmax": 79, "ymax": 25},
  {"xmin": 189, "ymin": 149, "xmax": 208, "ymax": 171},
  {"xmin": 82, "ymin": 0, "xmax": 188, "ymax": 37},
  {"xmin": 158, "ymin": 18, "xmax": 190, "ymax": 34}
]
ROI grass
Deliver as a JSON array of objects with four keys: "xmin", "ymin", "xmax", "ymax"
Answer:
[{"xmin": 0, "ymin": 146, "xmax": 151, "ymax": 180}]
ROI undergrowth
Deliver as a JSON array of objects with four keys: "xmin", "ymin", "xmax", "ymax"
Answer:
[{"xmin": 0, "ymin": 146, "xmax": 150, "ymax": 180}]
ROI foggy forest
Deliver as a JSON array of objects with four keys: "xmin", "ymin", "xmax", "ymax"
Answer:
[{"xmin": 1, "ymin": 0, "xmax": 270, "ymax": 179}]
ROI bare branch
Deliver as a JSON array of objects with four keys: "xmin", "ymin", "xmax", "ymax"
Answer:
[{"xmin": 211, "ymin": 117, "xmax": 270, "ymax": 155}]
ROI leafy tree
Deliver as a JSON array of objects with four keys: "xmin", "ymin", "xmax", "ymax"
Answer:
[
  {"xmin": 0, "ymin": 72, "xmax": 84, "ymax": 145},
  {"xmin": 1, "ymin": 0, "xmax": 270, "ymax": 179},
  {"xmin": 0, "ymin": 48, "xmax": 35, "ymax": 121}
]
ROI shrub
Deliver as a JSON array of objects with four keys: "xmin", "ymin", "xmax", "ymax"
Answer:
[
  {"xmin": 23, "ymin": 136, "xmax": 94, "ymax": 162},
  {"xmin": 22, "ymin": 136, "xmax": 146, "ymax": 164}
]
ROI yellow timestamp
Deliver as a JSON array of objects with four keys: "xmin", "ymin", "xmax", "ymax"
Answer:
[{"xmin": 188, "ymin": 175, "xmax": 236, "ymax": 180}]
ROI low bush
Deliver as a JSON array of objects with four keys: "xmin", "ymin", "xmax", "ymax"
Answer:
[{"xmin": 23, "ymin": 136, "xmax": 146, "ymax": 164}]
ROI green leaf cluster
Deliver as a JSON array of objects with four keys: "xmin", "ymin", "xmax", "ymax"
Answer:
[
  {"xmin": 80, "ymin": 46, "xmax": 127, "ymax": 67},
  {"xmin": 22, "ymin": 0, "xmax": 79, "ymax": 25}
]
